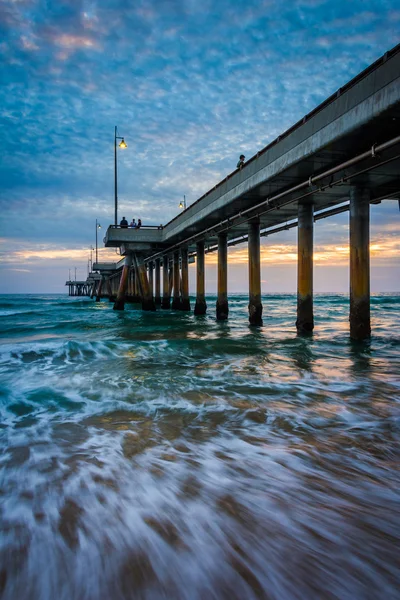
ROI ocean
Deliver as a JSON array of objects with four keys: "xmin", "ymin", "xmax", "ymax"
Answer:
[{"xmin": 0, "ymin": 293, "xmax": 399, "ymax": 600}]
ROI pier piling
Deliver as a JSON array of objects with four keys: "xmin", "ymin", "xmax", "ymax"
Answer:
[
  {"xmin": 133, "ymin": 254, "xmax": 156, "ymax": 311},
  {"xmin": 248, "ymin": 220, "xmax": 263, "ymax": 325},
  {"xmin": 194, "ymin": 240, "xmax": 207, "ymax": 315},
  {"xmin": 114, "ymin": 255, "xmax": 132, "ymax": 310},
  {"xmin": 95, "ymin": 277, "xmax": 103, "ymax": 302},
  {"xmin": 216, "ymin": 233, "xmax": 229, "ymax": 320},
  {"xmin": 161, "ymin": 255, "xmax": 170, "ymax": 309},
  {"xmin": 180, "ymin": 247, "xmax": 190, "ymax": 311},
  {"xmin": 296, "ymin": 203, "xmax": 314, "ymax": 334},
  {"xmin": 172, "ymin": 251, "xmax": 181, "ymax": 310},
  {"xmin": 155, "ymin": 259, "xmax": 161, "ymax": 306},
  {"xmin": 350, "ymin": 187, "xmax": 371, "ymax": 340},
  {"xmin": 148, "ymin": 262, "xmax": 154, "ymax": 304}
]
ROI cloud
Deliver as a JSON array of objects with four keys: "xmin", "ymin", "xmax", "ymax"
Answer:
[{"xmin": 0, "ymin": 0, "xmax": 399, "ymax": 292}]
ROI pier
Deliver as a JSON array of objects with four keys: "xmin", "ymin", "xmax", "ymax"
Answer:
[
  {"xmin": 97, "ymin": 45, "xmax": 398, "ymax": 340},
  {"xmin": 66, "ymin": 278, "xmax": 97, "ymax": 297}
]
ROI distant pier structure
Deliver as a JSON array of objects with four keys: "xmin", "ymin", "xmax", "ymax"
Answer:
[
  {"xmin": 66, "ymin": 273, "xmax": 99, "ymax": 297},
  {"xmin": 92, "ymin": 45, "xmax": 399, "ymax": 340}
]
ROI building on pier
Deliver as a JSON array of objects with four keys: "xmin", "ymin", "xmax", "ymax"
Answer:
[{"xmin": 97, "ymin": 44, "xmax": 400, "ymax": 339}]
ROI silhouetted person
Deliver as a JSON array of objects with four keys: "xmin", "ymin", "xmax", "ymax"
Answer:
[
  {"xmin": 237, "ymin": 154, "xmax": 245, "ymax": 169},
  {"xmin": 136, "ymin": 219, "xmax": 142, "ymax": 229},
  {"xmin": 129, "ymin": 218, "xmax": 136, "ymax": 227},
  {"xmin": 120, "ymin": 216, "xmax": 128, "ymax": 228}
]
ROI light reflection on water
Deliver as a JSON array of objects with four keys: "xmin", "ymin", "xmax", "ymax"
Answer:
[{"xmin": 0, "ymin": 293, "xmax": 399, "ymax": 599}]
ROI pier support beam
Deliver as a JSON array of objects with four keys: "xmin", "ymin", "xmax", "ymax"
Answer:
[
  {"xmin": 172, "ymin": 251, "xmax": 181, "ymax": 310},
  {"xmin": 194, "ymin": 240, "xmax": 207, "ymax": 315},
  {"xmin": 114, "ymin": 255, "xmax": 132, "ymax": 311},
  {"xmin": 248, "ymin": 220, "xmax": 263, "ymax": 326},
  {"xmin": 148, "ymin": 262, "xmax": 154, "ymax": 304},
  {"xmin": 350, "ymin": 187, "xmax": 371, "ymax": 340},
  {"xmin": 296, "ymin": 203, "xmax": 314, "ymax": 334},
  {"xmin": 106, "ymin": 278, "xmax": 115, "ymax": 302},
  {"xmin": 133, "ymin": 254, "xmax": 156, "ymax": 311},
  {"xmin": 95, "ymin": 277, "xmax": 103, "ymax": 302},
  {"xmin": 134, "ymin": 267, "xmax": 141, "ymax": 302},
  {"xmin": 155, "ymin": 259, "xmax": 161, "ymax": 306},
  {"xmin": 169, "ymin": 264, "xmax": 173, "ymax": 297},
  {"xmin": 161, "ymin": 255, "xmax": 170, "ymax": 309},
  {"xmin": 180, "ymin": 247, "xmax": 190, "ymax": 311},
  {"xmin": 216, "ymin": 233, "xmax": 229, "ymax": 320}
]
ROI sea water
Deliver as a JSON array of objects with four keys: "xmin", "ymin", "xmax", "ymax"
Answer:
[{"xmin": 0, "ymin": 293, "xmax": 399, "ymax": 600}]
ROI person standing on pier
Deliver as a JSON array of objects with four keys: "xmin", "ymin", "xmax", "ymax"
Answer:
[
  {"xmin": 120, "ymin": 216, "xmax": 128, "ymax": 228},
  {"xmin": 136, "ymin": 219, "xmax": 142, "ymax": 229},
  {"xmin": 129, "ymin": 218, "xmax": 136, "ymax": 228},
  {"xmin": 237, "ymin": 154, "xmax": 245, "ymax": 169}
]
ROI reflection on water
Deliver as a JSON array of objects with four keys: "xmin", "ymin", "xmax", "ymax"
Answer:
[{"xmin": 0, "ymin": 293, "xmax": 399, "ymax": 599}]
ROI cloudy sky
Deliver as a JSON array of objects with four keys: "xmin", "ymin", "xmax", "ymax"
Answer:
[{"xmin": 1, "ymin": 0, "xmax": 399, "ymax": 294}]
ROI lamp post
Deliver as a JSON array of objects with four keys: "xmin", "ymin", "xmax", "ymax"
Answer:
[
  {"xmin": 89, "ymin": 245, "xmax": 94, "ymax": 272},
  {"xmin": 95, "ymin": 220, "xmax": 101, "ymax": 265},
  {"xmin": 114, "ymin": 126, "xmax": 127, "ymax": 226},
  {"xmin": 179, "ymin": 195, "xmax": 187, "ymax": 210}
]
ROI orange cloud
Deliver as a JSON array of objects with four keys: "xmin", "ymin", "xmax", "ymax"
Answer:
[
  {"xmin": 1, "ymin": 246, "xmax": 117, "ymax": 264},
  {"xmin": 204, "ymin": 236, "xmax": 400, "ymax": 267}
]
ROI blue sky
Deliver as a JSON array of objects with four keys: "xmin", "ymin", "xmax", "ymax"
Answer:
[{"xmin": 0, "ymin": 0, "xmax": 399, "ymax": 293}]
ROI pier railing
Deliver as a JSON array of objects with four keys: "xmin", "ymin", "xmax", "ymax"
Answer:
[{"xmin": 109, "ymin": 225, "xmax": 163, "ymax": 230}]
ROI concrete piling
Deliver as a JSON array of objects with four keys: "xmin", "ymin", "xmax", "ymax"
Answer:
[
  {"xmin": 248, "ymin": 220, "xmax": 263, "ymax": 325},
  {"xmin": 95, "ymin": 276, "xmax": 103, "ymax": 302},
  {"xmin": 133, "ymin": 254, "xmax": 156, "ymax": 311},
  {"xmin": 194, "ymin": 240, "xmax": 207, "ymax": 315},
  {"xmin": 172, "ymin": 251, "xmax": 181, "ymax": 310},
  {"xmin": 161, "ymin": 255, "xmax": 170, "ymax": 309},
  {"xmin": 155, "ymin": 258, "xmax": 161, "ymax": 306},
  {"xmin": 133, "ymin": 266, "xmax": 141, "ymax": 302},
  {"xmin": 216, "ymin": 232, "xmax": 229, "ymax": 320},
  {"xmin": 114, "ymin": 255, "xmax": 132, "ymax": 310},
  {"xmin": 148, "ymin": 262, "xmax": 154, "ymax": 303},
  {"xmin": 296, "ymin": 203, "xmax": 314, "ymax": 334},
  {"xmin": 350, "ymin": 187, "xmax": 371, "ymax": 340},
  {"xmin": 106, "ymin": 278, "xmax": 114, "ymax": 302},
  {"xmin": 180, "ymin": 247, "xmax": 190, "ymax": 311},
  {"xmin": 168, "ymin": 264, "xmax": 173, "ymax": 297}
]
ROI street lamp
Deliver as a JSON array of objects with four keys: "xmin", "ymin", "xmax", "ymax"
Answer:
[
  {"xmin": 95, "ymin": 219, "xmax": 101, "ymax": 265},
  {"xmin": 179, "ymin": 195, "xmax": 187, "ymax": 210},
  {"xmin": 114, "ymin": 125, "xmax": 127, "ymax": 226},
  {"xmin": 89, "ymin": 245, "xmax": 94, "ymax": 272}
]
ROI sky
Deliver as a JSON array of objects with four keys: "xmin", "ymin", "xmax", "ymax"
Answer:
[{"xmin": 0, "ymin": 0, "xmax": 399, "ymax": 294}]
